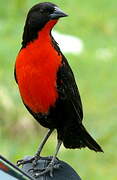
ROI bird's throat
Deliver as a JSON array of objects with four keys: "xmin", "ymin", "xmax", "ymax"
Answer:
[
  {"xmin": 37, "ymin": 19, "xmax": 58, "ymax": 44},
  {"xmin": 39, "ymin": 19, "xmax": 58, "ymax": 35},
  {"xmin": 22, "ymin": 19, "xmax": 58, "ymax": 48}
]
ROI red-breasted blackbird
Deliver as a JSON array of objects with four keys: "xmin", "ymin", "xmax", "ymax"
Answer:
[{"xmin": 15, "ymin": 2, "xmax": 103, "ymax": 177}]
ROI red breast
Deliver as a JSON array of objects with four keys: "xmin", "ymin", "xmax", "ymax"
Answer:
[{"xmin": 15, "ymin": 20, "xmax": 62, "ymax": 113}]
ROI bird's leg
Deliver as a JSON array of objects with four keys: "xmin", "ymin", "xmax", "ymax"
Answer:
[
  {"xmin": 17, "ymin": 129, "xmax": 54, "ymax": 166},
  {"xmin": 33, "ymin": 129, "xmax": 54, "ymax": 166},
  {"xmin": 33, "ymin": 139, "xmax": 62, "ymax": 177}
]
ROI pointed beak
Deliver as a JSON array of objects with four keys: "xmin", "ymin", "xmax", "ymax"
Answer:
[{"xmin": 50, "ymin": 7, "xmax": 68, "ymax": 20}]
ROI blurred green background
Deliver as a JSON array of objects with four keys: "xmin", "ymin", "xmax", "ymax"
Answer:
[{"xmin": 0, "ymin": 0, "xmax": 116, "ymax": 179}]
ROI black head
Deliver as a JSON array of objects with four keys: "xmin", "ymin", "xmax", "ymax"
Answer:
[{"xmin": 22, "ymin": 2, "xmax": 68, "ymax": 47}]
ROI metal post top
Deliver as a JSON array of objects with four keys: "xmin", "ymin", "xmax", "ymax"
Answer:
[{"xmin": 22, "ymin": 156, "xmax": 82, "ymax": 180}]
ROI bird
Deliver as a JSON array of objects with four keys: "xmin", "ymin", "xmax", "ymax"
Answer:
[{"xmin": 15, "ymin": 2, "xmax": 103, "ymax": 177}]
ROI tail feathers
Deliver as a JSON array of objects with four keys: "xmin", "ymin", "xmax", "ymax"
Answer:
[
  {"xmin": 63, "ymin": 125, "xmax": 103, "ymax": 152},
  {"xmin": 80, "ymin": 125, "xmax": 103, "ymax": 152}
]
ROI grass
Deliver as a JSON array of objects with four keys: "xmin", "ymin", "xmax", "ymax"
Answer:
[{"xmin": 0, "ymin": 0, "xmax": 117, "ymax": 179}]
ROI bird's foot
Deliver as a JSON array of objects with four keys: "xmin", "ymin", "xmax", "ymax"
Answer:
[
  {"xmin": 29, "ymin": 159, "xmax": 61, "ymax": 177},
  {"xmin": 17, "ymin": 155, "xmax": 40, "ymax": 167}
]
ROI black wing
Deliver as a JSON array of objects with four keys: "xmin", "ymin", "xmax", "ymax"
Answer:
[{"xmin": 57, "ymin": 54, "xmax": 83, "ymax": 123}]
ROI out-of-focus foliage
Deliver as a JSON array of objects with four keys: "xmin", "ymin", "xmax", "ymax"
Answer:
[{"xmin": 0, "ymin": 0, "xmax": 117, "ymax": 179}]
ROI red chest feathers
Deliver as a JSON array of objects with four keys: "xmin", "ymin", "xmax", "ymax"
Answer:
[{"xmin": 16, "ymin": 36, "xmax": 62, "ymax": 113}]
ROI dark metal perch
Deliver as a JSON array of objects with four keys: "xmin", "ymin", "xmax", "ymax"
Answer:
[{"xmin": 21, "ymin": 156, "xmax": 82, "ymax": 180}]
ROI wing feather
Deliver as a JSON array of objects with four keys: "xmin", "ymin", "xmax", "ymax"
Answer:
[{"xmin": 57, "ymin": 54, "xmax": 83, "ymax": 123}]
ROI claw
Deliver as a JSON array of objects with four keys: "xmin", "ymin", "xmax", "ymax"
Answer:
[
  {"xmin": 17, "ymin": 159, "xmax": 24, "ymax": 166},
  {"xmin": 17, "ymin": 158, "xmax": 34, "ymax": 166},
  {"xmin": 33, "ymin": 162, "xmax": 61, "ymax": 177},
  {"xmin": 29, "ymin": 167, "xmax": 45, "ymax": 173},
  {"xmin": 16, "ymin": 156, "xmax": 39, "ymax": 167}
]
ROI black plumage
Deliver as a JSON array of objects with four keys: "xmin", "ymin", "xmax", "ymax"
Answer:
[{"xmin": 15, "ymin": 2, "xmax": 103, "ymax": 177}]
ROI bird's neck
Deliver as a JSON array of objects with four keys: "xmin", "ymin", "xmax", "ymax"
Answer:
[
  {"xmin": 40, "ymin": 20, "xmax": 58, "ymax": 35},
  {"xmin": 22, "ymin": 20, "xmax": 58, "ymax": 48},
  {"xmin": 37, "ymin": 19, "xmax": 58, "ymax": 42}
]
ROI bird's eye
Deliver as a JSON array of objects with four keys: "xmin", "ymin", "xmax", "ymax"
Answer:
[
  {"xmin": 40, "ymin": 7, "xmax": 54, "ymax": 14},
  {"xmin": 40, "ymin": 9, "xmax": 44, "ymax": 13}
]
